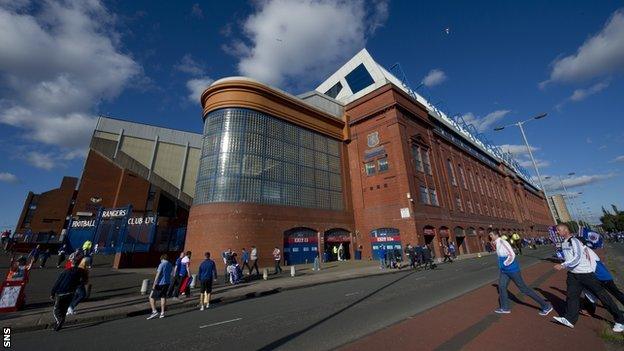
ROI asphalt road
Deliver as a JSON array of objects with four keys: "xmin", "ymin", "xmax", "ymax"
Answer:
[{"xmin": 11, "ymin": 247, "xmax": 554, "ymax": 351}]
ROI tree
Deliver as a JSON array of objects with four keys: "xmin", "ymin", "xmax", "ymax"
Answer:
[{"xmin": 600, "ymin": 204, "xmax": 624, "ymax": 232}]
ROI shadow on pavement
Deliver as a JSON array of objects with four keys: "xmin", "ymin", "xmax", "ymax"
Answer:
[{"xmin": 256, "ymin": 270, "xmax": 417, "ymax": 351}]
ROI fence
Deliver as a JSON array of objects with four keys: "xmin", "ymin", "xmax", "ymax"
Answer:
[{"xmin": 65, "ymin": 206, "xmax": 185, "ymax": 254}]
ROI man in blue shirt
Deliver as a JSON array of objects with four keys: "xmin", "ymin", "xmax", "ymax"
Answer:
[
  {"xmin": 147, "ymin": 254, "xmax": 172, "ymax": 320},
  {"xmin": 167, "ymin": 252, "xmax": 186, "ymax": 298},
  {"xmin": 198, "ymin": 252, "xmax": 217, "ymax": 310},
  {"xmin": 241, "ymin": 248, "xmax": 251, "ymax": 275}
]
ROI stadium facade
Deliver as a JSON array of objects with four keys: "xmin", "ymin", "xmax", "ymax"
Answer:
[{"xmin": 15, "ymin": 49, "xmax": 553, "ymax": 268}]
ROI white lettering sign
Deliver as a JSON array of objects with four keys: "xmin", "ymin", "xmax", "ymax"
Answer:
[
  {"xmin": 102, "ymin": 209, "xmax": 128, "ymax": 218},
  {"xmin": 71, "ymin": 220, "xmax": 96, "ymax": 228},
  {"xmin": 127, "ymin": 216, "xmax": 156, "ymax": 226}
]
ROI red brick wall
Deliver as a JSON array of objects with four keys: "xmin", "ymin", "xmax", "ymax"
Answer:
[
  {"xmin": 345, "ymin": 84, "xmax": 554, "ymax": 260},
  {"xmin": 15, "ymin": 177, "xmax": 77, "ymax": 236},
  {"xmin": 186, "ymin": 203, "xmax": 354, "ymax": 271},
  {"xmin": 73, "ymin": 150, "xmax": 151, "ymax": 214}
]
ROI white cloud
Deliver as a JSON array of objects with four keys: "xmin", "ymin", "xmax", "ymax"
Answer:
[
  {"xmin": 569, "ymin": 80, "xmax": 610, "ymax": 101},
  {"xmin": 542, "ymin": 173, "xmax": 617, "ymax": 191},
  {"xmin": 541, "ymin": 9, "xmax": 624, "ymax": 86},
  {"xmin": 368, "ymin": 0, "xmax": 389, "ymax": 34},
  {"xmin": 613, "ymin": 155, "xmax": 624, "ymax": 162},
  {"xmin": 191, "ymin": 3, "xmax": 203, "ymax": 19},
  {"xmin": 422, "ymin": 69, "xmax": 447, "ymax": 87},
  {"xmin": 0, "ymin": 172, "xmax": 18, "ymax": 183},
  {"xmin": 224, "ymin": 0, "xmax": 388, "ymax": 88},
  {"xmin": 0, "ymin": 1, "xmax": 140, "ymax": 156},
  {"xmin": 499, "ymin": 144, "xmax": 539, "ymax": 156},
  {"xmin": 174, "ymin": 54, "xmax": 206, "ymax": 76},
  {"xmin": 461, "ymin": 109, "xmax": 511, "ymax": 133},
  {"xmin": 518, "ymin": 158, "xmax": 550, "ymax": 168},
  {"xmin": 186, "ymin": 77, "xmax": 214, "ymax": 103},
  {"xmin": 24, "ymin": 151, "xmax": 55, "ymax": 170}
]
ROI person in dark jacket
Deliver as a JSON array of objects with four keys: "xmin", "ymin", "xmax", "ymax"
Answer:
[{"xmin": 50, "ymin": 259, "xmax": 86, "ymax": 331}]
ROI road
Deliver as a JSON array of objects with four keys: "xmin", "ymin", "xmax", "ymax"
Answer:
[{"xmin": 11, "ymin": 247, "xmax": 554, "ymax": 351}]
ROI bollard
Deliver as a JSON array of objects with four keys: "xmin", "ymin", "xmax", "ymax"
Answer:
[
  {"xmin": 140, "ymin": 279, "xmax": 151, "ymax": 295},
  {"xmin": 313, "ymin": 257, "xmax": 320, "ymax": 271},
  {"xmin": 477, "ymin": 253, "xmax": 482, "ymax": 258},
  {"xmin": 263, "ymin": 268, "xmax": 268, "ymax": 280},
  {"xmin": 290, "ymin": 265, "xmax": 296, "ymax": 277},
  {"xmin": 190, "ymin": 274, "xmax": 197, "ymax": 288}
]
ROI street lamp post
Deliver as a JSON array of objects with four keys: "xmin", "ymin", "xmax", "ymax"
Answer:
[{"xmin": 494, "ymin": 113, "xmax": 557, "ymax": 223}]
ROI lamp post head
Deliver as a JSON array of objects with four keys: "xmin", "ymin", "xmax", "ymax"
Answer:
[
  {"xmin": 534, "ymin": 113, "xmax": 548, "ymax": 120},
  {"xmin": 493, "ymin": 126, "xmax": 505, "ymax": 131},
  {"xmin": 568, "ymin": 172, "xmax": 575, "ymax": 176}
]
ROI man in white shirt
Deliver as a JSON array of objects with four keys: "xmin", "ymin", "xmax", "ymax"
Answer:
[{"xmin": 553, "ymin": 224, "xmax": 623, "ymax": 332}]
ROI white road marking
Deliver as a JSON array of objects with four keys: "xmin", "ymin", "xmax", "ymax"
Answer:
[
  {"xmin": 199, "ymin": 317, "xmax": 242, "ymax": 328},
  {"xmin": 345, "ymin": 292, "xmax": 360, "ymax": 297}
]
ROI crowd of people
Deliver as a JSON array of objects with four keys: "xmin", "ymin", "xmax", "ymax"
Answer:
[{"xmin": 490, "ymin": 223, "xmax": 624, "ymax": 333}]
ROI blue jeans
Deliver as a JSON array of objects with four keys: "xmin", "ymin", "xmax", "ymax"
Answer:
[
  {"xmin": 70, "ymin": 285, "xmax": 86, "ymax": 309},
  {"xmin": 498, "ymin": 271, "xmax": 549, "ymax": 311}
]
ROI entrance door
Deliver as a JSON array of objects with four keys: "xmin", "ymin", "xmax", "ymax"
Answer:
[
  {"xmin": 370, "ymin": 228, "xmax": 402, "ymax": 261},
  {"xmin": 324, "ymin": 228, "xmax": 351, "ymax": 261},
  {"xmin": 283, "ymin": 228, "xmax": 318, "ymax": 265}
]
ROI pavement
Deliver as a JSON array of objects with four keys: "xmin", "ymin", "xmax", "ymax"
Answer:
[
  {"xmin": 8, "ymin": 246, "xmax": 552, "ymax": 350},
  {"xmin": 340, "ymin": 242, "xmax": 624, "ymax": 351}
]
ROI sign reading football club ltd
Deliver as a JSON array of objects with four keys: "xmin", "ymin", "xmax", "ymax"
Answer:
[{"xmin": 367, "ymin": 131, "xmax": 380, "ymax": 148}]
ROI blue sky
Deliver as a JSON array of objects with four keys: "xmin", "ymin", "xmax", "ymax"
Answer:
[{"xmin": 1, "ymin": 0, "xmax": 623, "ymax": 230}]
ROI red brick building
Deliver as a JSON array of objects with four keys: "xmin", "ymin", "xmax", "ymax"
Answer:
[
  {"xmin": 185, "ymin": 49, "xmax": 553, "ymax": 268},
  {"xmin": 14, "ymin": 176, "xmax": 77, "ymax": 239}
]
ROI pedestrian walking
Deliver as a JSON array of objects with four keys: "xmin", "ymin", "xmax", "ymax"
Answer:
[
  {"xmin": 490, "ymin": 231, "xmax": 552, "ymax": 315},
  {"xmin": 552, "ymin": 224, "xmax": 624, "ymax": 332},
  {"xmin": 414, "ymin": 244, "xmax": 424, "ymax": 269},
  {"xmin": 147, "ymin": 254, "xmax": 172, "ymax": 320},
  {"xmin": 67, "ymin": 257, "xmax": 90, "ymax": 315},
  {"xmin": 448, "ymin": 242, "xmax": 457, "ymax": 259},
  {"xmin": 511, "ymin": 232, "xmax": 522, "ymax": 255},
  {"xmin": 421, "ymin": 244, "xmax": 434, "ymax": 270},
  {"xmin": 168, "ymin": 252, "xmax": 186, "ymax": 298},
  {"xmin": 40, "ymin": 249, "xmax": 51, "ymax": 268},
  {"xmin": 28, "ymin": 245, "xmax": 41, "ymax": 265},
  {"xmin": 241, "ymin": 248, "xmax": 252, "ymax": 275},
  {"xmin": 273, "ymin": 247, "xmax": 282, "ymax": 274},
  {"xmin": 442, "ymin": 245, "xmax": 453, "ymax": 263},
  {"xmin": 250, "ymin": 245, "xmax": 260, "ymax": 276},
  {"xmin": 50, "ymin": 258, "xmax": 86, "ymax": 331},
  {"xmin": 222, "ymin": 248, "xmax": 232, "ymax": 282},
  {"xmin": 197, "ymin": 252, "xmax": 217, "ymax": 311},
  {"xmin": 56, "ymin": 244, "xmax": 68, "ymax": 268},
  {"xmin": 178, "ymin": 251, "xmax": 192, "ymax": 298}
]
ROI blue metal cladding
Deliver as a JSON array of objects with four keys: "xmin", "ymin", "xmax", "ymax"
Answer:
[
  {"xmin": 283, "ymin": 228, "xmax": 318, "ymax": 265},
  {"xmin": 370, "ymin": 228, "xmax": 402, "ymax": 261},
  {"xmin": 345, "ymin": 63, "xmax": 375, "ymax": 94},
  {"xmin": 194, "ymin": 108, "xmax": 344, "ymax": 211}
]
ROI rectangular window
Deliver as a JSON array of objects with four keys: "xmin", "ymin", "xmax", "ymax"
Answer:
[
  {"xmin": 476, "ymin": 202, "xmax": 482, "ymax": 214},
  {"xmin": 477, "ymin": 174, "xmax": 484, "ymax": 195},
  {"xmin": 419, "ymin": 186, "xmax": 430, "ymax": 204},
  {"xmin": 456, "ymin": 197, "xmax": 464, "ymax": 212},
  {"xmin": 365, "ymin": 162, "xmax": 376, "ymax": 176},
  {"xmin": 412, "ymin": 145, "xmax": 423, "ymax": 172},
  {"xmin": 459, "ymin": 165, "xmax": 467, "ymax": 189},
  {"xmin": 423, "ymin": 150, "xmax": 432, "ymax": 175},
  {"xmin": 485, "ymin": 177, "xmax": 491, "ymax": 197},
  {"xmin": 447, "ymin": 159, "xmax": 457, "ymax": 186},
  {"xmin": 345, "ymin": 63, "xmax": 375, "ymax": 94},
  {"xmin": 377, "ymin": 157, "xmax": 389, "ymax": 172},
  {"xmin": 467, "ymin": 200, "xmax": 474, "ymax": 213},
  {"xmin": 430, "ymin": 188, "xmax": 439, "ymax": 206},
  {"xmin": 491, "ymin": 181, "xmax": 497, "ymax": 199},
  {"xmin": 469, "ymin": 171, "xmax": 476, "ymax": 192}
]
